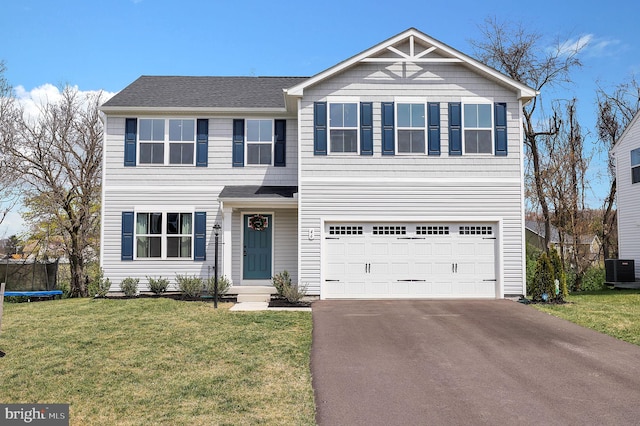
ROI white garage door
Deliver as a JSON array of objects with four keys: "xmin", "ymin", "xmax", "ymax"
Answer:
[{"xmin": 323, "ymin": 223, "xmax": 497, "ymax": 299}]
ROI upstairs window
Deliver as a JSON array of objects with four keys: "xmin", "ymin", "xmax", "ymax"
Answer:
[
  {"xmin": 329, "ymin": 103, "xmax": 358, "ymax": 153},
  {"xmin": 246, "ymin": 119, "xmax": 273, "ymax": 165},
  {"xmin": 632, "ymin": 147, "xmax": 640, "ymax": 184},
  {"xmin": 138, "ymin": 118, "xmax": 195, "ymax": 165},
  {"xmin": 397, "ymin": 103, "xmax": 426, "ymax": 154},
  {"xmin": 463, "ymin": 103, "xmax": 493, "ymax": 154},
  {"xmin": 136, "ymin": 212, "xmax": 193, "ymax": 259}
]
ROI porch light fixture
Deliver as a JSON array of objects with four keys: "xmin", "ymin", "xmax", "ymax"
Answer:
[{"xmin": 213, "ymin": 223, "xmax": 221, "ymax": 308}]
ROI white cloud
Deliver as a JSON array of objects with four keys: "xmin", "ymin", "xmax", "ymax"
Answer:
[
  {"xmin": 0, "ymin": 209, "xmax": 25, "ymax": 238},
  {"xmin": 557, "ymin": 34, "xmax": 593, "ymax": 57}
]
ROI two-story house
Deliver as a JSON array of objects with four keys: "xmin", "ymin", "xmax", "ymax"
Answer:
[{"xmin": 100, "ymin": 28, "xmax": 537, "ymax": 299}]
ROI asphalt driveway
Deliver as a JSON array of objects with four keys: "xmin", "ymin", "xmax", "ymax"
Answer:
[{"xmin": 311, "ymin": 300, "xmax": 640, "ymax": 426}]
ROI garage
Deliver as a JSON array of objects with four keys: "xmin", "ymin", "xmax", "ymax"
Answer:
[{"xmin": 323, "ymin": 223, "xmax": 497, "ymax": 299}]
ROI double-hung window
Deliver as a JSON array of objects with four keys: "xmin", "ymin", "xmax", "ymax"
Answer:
[
  {"xmin": 135, "ymin": 212, "xmax": 193, "ymax": 259},
  {"xmin": 246, "ymin": 119, "xmax": 273, "ymax": 165},
  {"xmin": 397, "ymin": 103, "xmax": 426, "ymax": 154},
  {"xmin": 329, "ymin": 103, "xmax": 358, "ymax": 153},
  {"xmin": 463, "ymin": 103, "xmax": 493, "ymax": 154},
  {"xmin": 138, "ymin": 118, "xmax": 195, "ymax": 165},
  {"xmin": 632, "ymin": 147, "xmax": 640, "ymax": 184}
]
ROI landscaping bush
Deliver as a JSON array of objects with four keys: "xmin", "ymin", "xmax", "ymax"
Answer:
[
  {"xmin": 206, "ymin": 275, "xmax": 231, "ymax": 299},
  {"xmin": 282, "ymin": 282, "xmax": 307, "ymax": 304},
  {"xmin": 176, "ymin": 274, "xmax": 204, "ymax": 298},
  {"xmin": 581, "ymin": 266, "xmax": 606, "ymax": 291},
  {"xmin": 272, "ymin": 270, "xmax": 307, "ymax": 303},
  {"xmin": 549, "ymin": 247, "xmax": 569, "ymax": 300},
  {"xmin": 148, "ymin": 276, "xmax": 170, "ymax": 295},
  {"xmin": 272, "ymin": 270, "xmax": 292, "ymax": 297},
  {"xmin": 89, "ymin": 268, "xmax": 111, "ymax": 298},
  {"xmin": 529, "ymin": 252, "xmax": 556, "ymax": 302},
  {"xmin": 120, "ymin": 277, "xmax": 139, "ymax": 297}
]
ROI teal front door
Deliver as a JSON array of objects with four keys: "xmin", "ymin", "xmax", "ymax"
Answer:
[{"xmin": 243, "ymin": 214, "xmax": 272, "ymax": 280}]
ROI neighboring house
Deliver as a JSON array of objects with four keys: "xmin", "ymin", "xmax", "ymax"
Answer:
[
  {"xmin": 99, "ymin": 28, "xmax": 537, "ymax": 299},
  {"xmin": 525, "ymin": 220, "xmax": 602, "ymax": 266},
  {"xmin": 611, "ymin": 111, "xmax": 640, "ymax": 279}
]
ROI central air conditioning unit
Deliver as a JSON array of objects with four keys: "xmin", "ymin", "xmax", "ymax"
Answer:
[{"xmin": 605, "ymin": 259, "xmax": 636, "ymax": 283}]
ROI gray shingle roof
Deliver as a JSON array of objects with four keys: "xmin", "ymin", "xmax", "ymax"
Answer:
[{"xmin": 102, "ymin": 76, "xmax": 309, "ymax": 109}]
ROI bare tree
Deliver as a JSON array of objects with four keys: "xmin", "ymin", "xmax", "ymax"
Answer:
[
  {"xmin": 596, "ymin": 76, "xmax": 640, "ymax": 259},
  {"xmin": 471, "ymin": 17, "xmax": 585, "ymax": 250},
  {"xmin": 1, "ymin": 86, "xmax": 104, "ymax": 297},
  {"xmin": 0, "ymin": 61, "xmax": 20, "ymax": 229}
]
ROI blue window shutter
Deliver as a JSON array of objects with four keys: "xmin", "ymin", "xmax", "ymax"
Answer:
[
  {"xmin": 448, "ymin": 103, "xmax": 462, "ymax": 156},
  {"xmin": 428, "ymin": 102, "xmax": 441, "ymax": 156},
  {"xmin": 314, "ymin": 102, "xmax": 327, "ymax": 155},
  {"xmin": 194, "ymin": 212, "xmax": 206, "ymax": 261},
  {"xmin": 274, "ymin": 119, "xmax": 286, "ymax": 167},
  {"xmin": 124, "ymin": 118, "xmax": 137, "ymax": 166},
  {"xmin": 360, "ymin": 102, "xmax": 373, "ymax": 155},
  {"xmin": 196, "ymin": 119, "xmax": 209, "ymax": 167},
  {"xmin": 232, "ymin": 119, "xmax": 244, "ymax": 167},
  {"xmin": 121, "ymin": 212, "xmax": 134, "ymax": 261},
  {"xmin": 381, "ymin": 102, "xmax": 395, "ymax": 155},
  {"xmin": 494, "ymin": 103, "xmax": 508, "ymax": 156}
]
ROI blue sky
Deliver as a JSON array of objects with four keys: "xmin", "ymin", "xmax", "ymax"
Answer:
[{"xmin": 1, "ymin": 0, "xmax": 639, "ymax": 236}]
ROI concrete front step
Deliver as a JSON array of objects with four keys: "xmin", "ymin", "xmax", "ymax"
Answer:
[{"xmin": 230, "ymin": 286, "xmax": 277, "ymax": 303}]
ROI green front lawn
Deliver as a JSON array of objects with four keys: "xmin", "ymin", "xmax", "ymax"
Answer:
[
  {"xmin": 532, "ymin": 289, "xmax": 640, "ymax": 346},
  {"xmin": 0, "ymin": 298, "xmax": 315, "ymax": 425}
]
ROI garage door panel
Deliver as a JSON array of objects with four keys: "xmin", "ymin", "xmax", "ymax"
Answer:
[{"xmin": 324, "ymin": 222, "xmax": 497, "ymax": 299}]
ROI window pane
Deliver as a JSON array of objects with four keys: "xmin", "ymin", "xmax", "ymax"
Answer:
[
  {"xmin": 169, "ymin": 143, "xmax": 194, "ymax": 164},
  {"xmin": 150, "ymin": 213, "xmax": 162, "ymax": 234},
  {"xmin": 398, "ymin": 130, "xmax": 411, "ymax": 152},
  {"xmin": 477, "ymin": 130, "xmax": 492, "ymax": 153},
  {"xmin": 412, "ymin": 104, "xmax": 425, "ymax": 127},
  {"xmin": 478, "ymin": 104, "xmax": 492, "ymax": 128},
  {"xmin": 343, "ymin": 103, "xmax": 357, "ymax": 127},
  {"xmin": 167, "ymin": 237, "xmax": 191, "ymax": 258},
  {"xmin": 465, "ymin": 130, "xmax": 479, "ymax": 153},
  {"xmin": 631, "ymin": 148, "xmax": 640, "ymax": 166},
  {"xmin": 397, "ymin": 104, "xmax": 411, "ymax": 127},
  {"xmin": 182, "ymin": 120, "xmax": 194, "ymax": 141},
  {"xmin": 330, "ymin": 104, "xmax": 344, "ymax": 127},
  {"xmin": 330, "ymin": 130, "xmax": 357, "ymax": 152},
  {"xmin": 464, "ymin": 104, "xmax": 478, "ymax": 127},
  {"xmin": 137, "ymin": 236, "xmax": 161, "ymax": 258},
  {"xmin": 169, "ymin": 119, "xmax": 194, "ymax": 141},
  {"xmin": 152, "ymin": 119, "xmax": 164, "ymax": 141},
  {"xmin": 259, "ymin": 144, "xmax": 272, "ymax": 164},
  {"xmin": 152, "ymin": 143, "xmax": 164, "ymax": 163},
  {"xmin": 139, "ymin": 119, "xmax": 152, "ymax": 141},
  {"xmin": 181, "ymin": 213, "xmax": 192, "ymax": 234},
  {"xmin": 633, "ymin": 166, "xmax": 640, "ymax": 184},
  {"xmin": 259, "ymin": 120, "xmax": 272, "ymax": 142},
  {"xmin": 247, "ymin": 120, "xmax": 260, "ymax": 141},
  {"xmin": 136, "ymin": 213, "xmax": 148, "ymax": 234},
  {"xmin": 247, "ymin": 144, "xmax": 260, "ymax": 164},
  {"xmin": 167, "ymin": 213, "xmax": 178, "ymax": 234}
]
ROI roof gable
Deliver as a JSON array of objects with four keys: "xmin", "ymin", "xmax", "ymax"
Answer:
[
  {"xmin": 285, "ymin": 28, "xmax": 537, "ymax": 102},
  {"xmin": 611, "ymin": 109, "xmax": 640, "ymax": 156}
]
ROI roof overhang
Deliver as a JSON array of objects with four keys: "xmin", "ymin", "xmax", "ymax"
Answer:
[
  {"xmin": 284, "ymin": 27, "xmax": 538, "ymax": 104},
  {"xmin": 218, "ymin": 185, "xmax": 298, "ymax": 208},
  {"xmin": 99, "ymin": 106, "xmax": 289, "ymax": 116}
]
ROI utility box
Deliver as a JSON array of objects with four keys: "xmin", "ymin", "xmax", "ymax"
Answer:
[{"xmin": 605, "ymin": 259, "xmax": 636, "ymax": 283}]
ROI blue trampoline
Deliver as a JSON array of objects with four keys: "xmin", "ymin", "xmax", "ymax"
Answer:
[{"xmin": 4, "ymin": 290, "xmax": 63, "ymax": 298}]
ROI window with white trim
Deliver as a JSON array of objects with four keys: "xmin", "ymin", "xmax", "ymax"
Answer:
[
  {"xmin": 329, "ymin": 103, "xmax": 358, "ymax": 153},
  {"xmin": 135, "ymin": 212, "xmax": 193, "ymax": 259},
  {"xmin": 463, "ymin": 103, "xmax": 493, "ymax": 154},
  {"xmin": 631, "ymin": 147, "xmax": 640, "ymax": 184},
  {"xmin": 246, "ymin": 119, "xmax": 273, "ymax": 165},
  {"xmin": 397, "ymin": 103, "xmax": 426, "ymax": 153},
  {"xmin": 138, "ymin": 118, "xmax": 195, "ymax": 165}
]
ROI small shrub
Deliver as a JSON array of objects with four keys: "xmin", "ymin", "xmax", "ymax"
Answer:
[
  {"xmin": 206, "ymin": 275, "xmax": 231, "ymax": 299},
  {"xmin": 581, "ymin": 266, "xmax": 606, "ymax": 291},
  {"xmin": 272, "ymin": 270, "xmax": 292, "ymax": 297},
  {"xmin": 89, "ymin": 267, "xmax": 111, "ymax": 298},
  {"xmin": 176, "ymin": 274, "xmax": 204, "ymax": 298},
  {"xmin": 529, "ymin": 252, "xmax": 555, "ymax": 302},
  {"xmin": 148, "ymin": 276, "xmax": 170, "ymax": 295},
  {"xmin": 120, "ymin": 277, "xmax": 139, "ymax": 297},
  {"xmin": 282, "ymin": 282, "xmax": 307, "ymax": 304},
  {"xmin": 549, "ymin": 247, "xmax": 569, "ymax": 300}
]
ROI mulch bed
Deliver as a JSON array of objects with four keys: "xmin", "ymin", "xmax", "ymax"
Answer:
[{"xmin": 268, "ymin": 298, "xmax": 312, "ymax": 308}]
